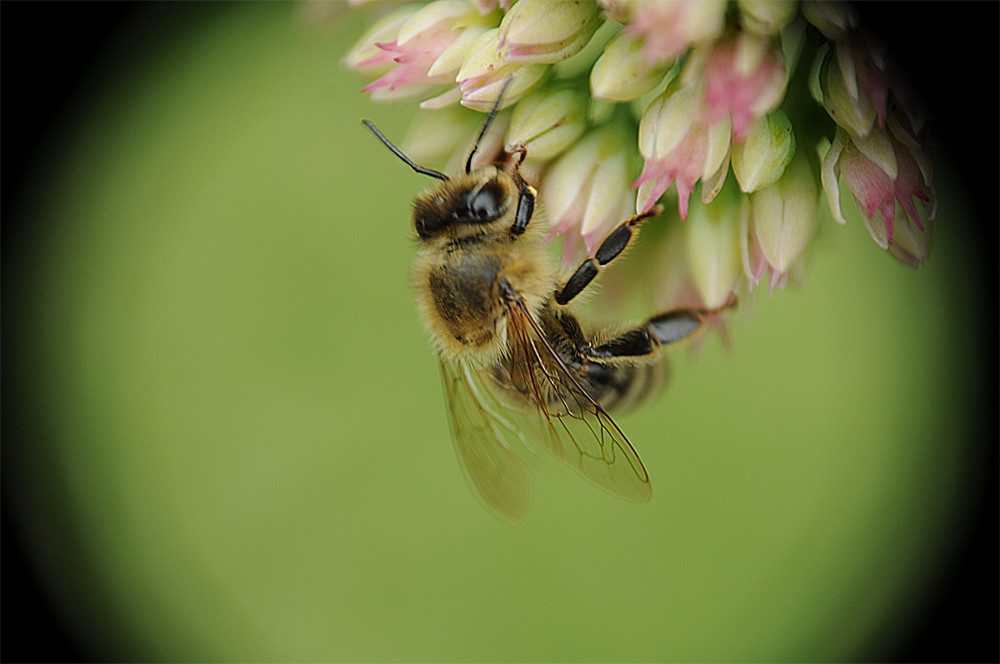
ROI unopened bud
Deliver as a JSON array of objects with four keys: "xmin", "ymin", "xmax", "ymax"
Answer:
[
  {"xmin": 686, "ymin": 182, "xmax": 744, "ymax": 309},
  {"xmin": 750, "ymin": 153, "xmax": 817, "ymax": 276},
  {"xmin": 506, "ymin": 87, "xmax": 587, "ymax": 161},
  {"xmin": 738, "ymin": 0, "xmax": 799, "ymax": 35},
  {"xmin": 731, "ymin": 109, "xmax": 795, "ymax": 193},
  {"xmin": 456, "ymin": 28, "xmax": 547, "ymax": 111},
  {"xmin": 591, "ymin": 29, "xmax": 673, "ymax": 102},
  {"xmin": 817, "ymin": 45, "xmax": 877, "ymax": 138},
  {"xmin": 498, "ymin": 0, "xmax": 601, "ymax": 64}
]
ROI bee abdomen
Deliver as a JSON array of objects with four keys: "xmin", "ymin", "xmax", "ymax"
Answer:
[{"xmin": 582, "ymin": 359, "xmax": 669, "ymax": 414}]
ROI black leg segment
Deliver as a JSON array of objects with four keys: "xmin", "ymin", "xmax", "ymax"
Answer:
[
  {"xmin": 556, "ymin": 259, "xmax": 598, "ymax": 305},
  {"xmin": 554, "ymin": 205, "xmax": 663, "ymax": 306},
  {"xmin": 646, "ymin": 294, "xmax": 739, "ymax": 345},
  {"xmin": 577, "ymin": 300, "xmax": 734, "ymax": 363},
  {"xmin": 510, "ymin": 174, "xmax": 535, "ymax": 235},
  {"xmin": 647, "ymin": 311, "xmax": 702, "ymax": 345},
  {"xmin": 591, "ymin": 328, "xmax": 656, "ymax": 359},
  {"xmin": 595, "ymin": 223, "xmax": 634, "ymax": 265}
]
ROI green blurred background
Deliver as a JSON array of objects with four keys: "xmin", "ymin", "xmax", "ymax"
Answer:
[{"xmin": 2, "ymin": 3, "xmax": 996, "ymax": 661}]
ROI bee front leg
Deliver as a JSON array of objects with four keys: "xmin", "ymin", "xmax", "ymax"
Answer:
[
  {"xmin": 510, "ymin": 171, "xmax": 535, "ymax": 236},
  {"xmin": 554, "ymin": 205, "xmax": 663, "ymax": 306}
]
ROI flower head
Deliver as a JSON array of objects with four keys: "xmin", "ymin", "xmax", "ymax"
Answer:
[{"xmin": 346, "ymin": 0, "xmax": 939, "ymax": 311}]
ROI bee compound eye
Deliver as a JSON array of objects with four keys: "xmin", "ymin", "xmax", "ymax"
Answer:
[
  {"xmin": 470, "ymin": 184, "xmax": 501, "ymax": 220},
  {"xmin": 452, "ymin": 180, "xmax": 504, "ymax": 224}
]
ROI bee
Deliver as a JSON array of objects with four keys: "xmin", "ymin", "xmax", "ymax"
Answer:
[{"xmin": 363, "ymin": 87, "xmax": 734, "ymax": 523}]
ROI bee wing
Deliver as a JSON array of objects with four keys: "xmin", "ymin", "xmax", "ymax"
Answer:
[
  {"xmin": 504, "ymin": 299, "xmax": 652, "ymax": 504},
  {"xmin": 439, "ymin": 360, "xmax": 535, "ymax": 524}
]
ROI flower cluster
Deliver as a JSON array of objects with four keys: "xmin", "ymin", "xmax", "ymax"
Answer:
[{"xmin": 344, "ymin": 0, "xmax": 935, "ymax": 308}]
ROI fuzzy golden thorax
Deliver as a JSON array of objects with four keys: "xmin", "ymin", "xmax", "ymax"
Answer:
[{"xmin": 411, "ymin": 167, "xmax": 556, "ymax": 365}]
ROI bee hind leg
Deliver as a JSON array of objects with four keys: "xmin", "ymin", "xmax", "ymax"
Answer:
[
  {"xmin": 576, "ymin": 295, "xmax": 737, "ymax": 370},
  {"xmin": 646, "ymin": 294, "xmax": 738, "ymax": 345}
]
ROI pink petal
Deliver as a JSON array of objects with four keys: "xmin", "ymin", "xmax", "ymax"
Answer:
[{"xmin": 840, "ymin": 145, "xmax": 894, "ymax": 222}]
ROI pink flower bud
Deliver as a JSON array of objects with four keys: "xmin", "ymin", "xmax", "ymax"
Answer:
[
  {"xmin": 634, "ymin": 82, "xmax": 731, "ymax": 218},
  {"xmin": 352, "ymin": 1, "xmax": 497, "ymax": 103},
  {"xmin": 815, "ymin": 36, "xmax": 889, "ymax": 138},
  {"xmin": 821, "ymin": 109, "xmax": 935, "ymax": 264},
  {"xmin": 697, "ymin": 31, "xmax": 787, "ymax": 142},
  {"xmin": 608, "ymin": 0, "xmax": 726, "ymax": 65}
]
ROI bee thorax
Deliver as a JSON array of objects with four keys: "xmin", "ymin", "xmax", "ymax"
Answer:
[{"xmin": 430, "ymin": 254, "xmax": 501, "ymax": 333}]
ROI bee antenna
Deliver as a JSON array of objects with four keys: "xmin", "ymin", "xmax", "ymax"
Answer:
[
  {"xmin": 362, "ymin": 119, "xmax": 449, "ymax": 181},
  {"xmin": 465, "ymin": 77, "xmax": 514, "ymax": 175}
]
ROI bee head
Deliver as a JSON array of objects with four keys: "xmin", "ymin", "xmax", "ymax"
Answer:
[
  {"xmin": 364, "ymin": 77, "xmax": 523, "ymax": 241},
  {"xmin": 412, "ymin": 171, "xmax": 514, "ymax": 239}
]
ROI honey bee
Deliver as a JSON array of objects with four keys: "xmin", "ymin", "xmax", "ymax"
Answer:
[{"xmin": 363, "ymin": 87, "xmax": 734, "ymax": 523}]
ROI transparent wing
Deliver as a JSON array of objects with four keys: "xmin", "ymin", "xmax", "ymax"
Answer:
[
  {"xmin": 502, "ymin": 299, "xmax": 652, "ymax": 504},
  {"xmin": 439, "ymin": 360, "xmax": 536, "ymax": 524}
]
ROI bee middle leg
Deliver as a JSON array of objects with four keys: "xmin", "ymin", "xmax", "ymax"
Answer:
[{"xmin": 555, "ymin": 205, "xmax": 664, "ymax": 306}]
